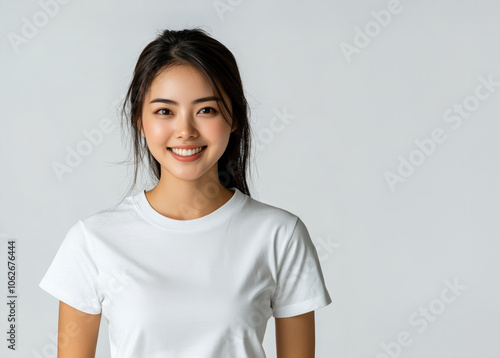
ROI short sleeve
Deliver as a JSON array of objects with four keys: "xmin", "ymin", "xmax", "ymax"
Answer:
[
  {"xmin": 39, "ymin": 220, "xmax": 102, "ymax": 315},
  {"xmin": 271, "ymin": 217, "xmax": 332, "ymax": 318}
]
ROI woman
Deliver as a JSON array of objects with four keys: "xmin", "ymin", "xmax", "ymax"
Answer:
[{"xmin": 39, "ymin": 28, "xmax": 332, "ymax": 358}]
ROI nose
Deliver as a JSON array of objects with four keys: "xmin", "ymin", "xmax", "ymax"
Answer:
[{"xmin": 174, "ymin": 110, "xmax": 198, "ymax": 139}]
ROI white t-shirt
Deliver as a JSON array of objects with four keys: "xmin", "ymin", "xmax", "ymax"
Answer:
[{"xmin": 39, "ymin": 187, "xmax": 332, "ymax": 357}]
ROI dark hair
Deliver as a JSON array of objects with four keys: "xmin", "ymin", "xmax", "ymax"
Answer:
[{"xmin": 115, "ymin": 27, "xmax": 253, "ymax": 203}]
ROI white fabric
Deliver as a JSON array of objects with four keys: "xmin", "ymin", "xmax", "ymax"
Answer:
[{"xmin": 39, "ymin": 187, "xmax": 332, "ymax": 357}]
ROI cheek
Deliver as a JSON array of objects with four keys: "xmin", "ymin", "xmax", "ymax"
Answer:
[
  {"xmin": 202, "ymin": 121, "xmax": 231, "ymax": 144},
  {"xmin": 145, "ymin": 121, "xmax": 173, "ymax": 144}
]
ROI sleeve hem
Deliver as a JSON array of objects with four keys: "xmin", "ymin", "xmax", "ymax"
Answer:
[
  {"xmin": 272, "ymin": 295, "xmax": 332, "ymax": 318},
  {"xmin": 39, "ymin": 280, "xmax": 101, "ymax": 315}
]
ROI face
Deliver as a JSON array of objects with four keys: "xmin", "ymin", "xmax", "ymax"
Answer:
[{"xmin": 138, "ymin": 64, "xmax": 236, "ymax": 183}]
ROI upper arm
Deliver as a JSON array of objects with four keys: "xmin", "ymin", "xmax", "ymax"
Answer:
[
  {"xmin": 58, "ymin": 301, "xmax": 101, "ymax": 358},
  {"xmin": 275, "ymin": 311, "xmax": 315, "ymax": 358}
]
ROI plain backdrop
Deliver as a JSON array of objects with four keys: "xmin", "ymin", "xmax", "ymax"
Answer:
[{"xmin": 1, "ymin": 0, "xmax": 499, "ymax": 357}]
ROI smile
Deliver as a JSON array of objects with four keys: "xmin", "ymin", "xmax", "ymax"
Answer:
[{"xmin": 168, "ymin": 146, "xmax": 206, "ymax": 157}]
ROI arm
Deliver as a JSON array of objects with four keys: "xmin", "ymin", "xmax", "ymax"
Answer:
[
  {"xmin": 58, "ymin": 301, "xmax": 101, "ymax": 358},
  {"xmin": 275, "ymin": 311, "xmax": 315, "ymax": 358}
]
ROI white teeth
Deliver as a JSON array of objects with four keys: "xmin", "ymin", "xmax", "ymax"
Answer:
[{"xmin": 171, "ymin": 146, "xmax": 204, "ymax": 156}]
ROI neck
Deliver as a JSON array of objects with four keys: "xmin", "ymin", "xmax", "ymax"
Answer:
[{"xmin": 144, "ymin": 167, "xmax": 234, "ymax": 221}]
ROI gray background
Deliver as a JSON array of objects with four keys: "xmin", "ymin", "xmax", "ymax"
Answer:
[{"xmin": 1, "ymin": 0, "xmax": 499, "ymax": 357}]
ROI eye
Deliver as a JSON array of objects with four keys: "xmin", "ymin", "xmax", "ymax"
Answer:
[
  {"xmin": 155, "ymin": 108, "xmax": 173, "ymax": 116},
  {"xmin": 199, "ymin": 107, "xmax": 217, "ymax": 115}
]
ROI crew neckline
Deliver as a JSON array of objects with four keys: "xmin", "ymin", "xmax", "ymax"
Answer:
[{"xmin": 133, "ymin": 187, "xmax": 245, "ymax": 231}]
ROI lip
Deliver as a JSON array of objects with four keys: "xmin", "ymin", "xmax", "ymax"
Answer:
[
  {"xmin": 168, "ymin": 146, "xmax": 207, "ymax": 162},
  {"xmin": 168, "ymin": 145, "xmax": 206, "ymax": 150}
]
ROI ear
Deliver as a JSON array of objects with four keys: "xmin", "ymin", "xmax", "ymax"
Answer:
[
  {"xmin": 137, "ymin": 118, "xmax": 145, "ymax": 137},
  {"xmin": 231, "ymin": 121, "xmax": 238, "ymax": 133}
]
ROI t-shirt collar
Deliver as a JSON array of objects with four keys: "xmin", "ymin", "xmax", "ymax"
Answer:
[{"xmin": 133, "ymin": 186, "xmax": 245, "ymax": 231}]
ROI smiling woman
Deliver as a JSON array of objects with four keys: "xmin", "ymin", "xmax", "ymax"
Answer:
[{"xmin": 38, "ymin": 27, "xmax": 332, "ymax": 358}]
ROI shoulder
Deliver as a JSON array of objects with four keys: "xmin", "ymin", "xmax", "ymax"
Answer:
[
  {"xmin": 242, "ymin": 193, "xmax": 301, "ymax": 233},
  {"xmin": 76, "ymin": 193, "xmax": 138, "ymax": 235}
]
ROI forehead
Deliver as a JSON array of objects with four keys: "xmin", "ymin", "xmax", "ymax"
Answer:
[{"xmin": 147, "ymin": 64, "xmax": 214, "ymax": 98}]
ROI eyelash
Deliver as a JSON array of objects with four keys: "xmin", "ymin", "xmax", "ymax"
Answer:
[{"xmin": 155, "ymin": 107, "xmax": 218, "ymax": 116}]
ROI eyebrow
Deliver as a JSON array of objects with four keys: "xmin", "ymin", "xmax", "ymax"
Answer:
[{"xmin": 149, "ymin": 96, "xmax": 220, "ymax": 105}]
